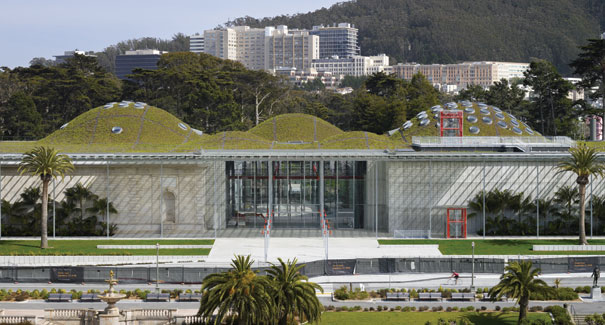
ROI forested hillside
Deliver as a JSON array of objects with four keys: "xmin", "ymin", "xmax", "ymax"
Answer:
[{"xmin": 230, "ymin": 0, "xmax": 604, "ymax": 75}]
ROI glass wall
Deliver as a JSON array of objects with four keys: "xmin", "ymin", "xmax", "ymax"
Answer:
[{"xmin": 226, "ymin": 161, "xmax": 366, "ymax": 229}]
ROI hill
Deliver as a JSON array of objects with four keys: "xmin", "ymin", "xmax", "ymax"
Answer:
[{"xmin": 231, "ymin": 0, "xmax": 604, "ymax": 75}]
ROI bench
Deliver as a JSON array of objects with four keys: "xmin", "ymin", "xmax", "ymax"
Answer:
[
  {"xmin": 80, "ymin": 293, "xmax": 101, "ymax": 302},
  {"xmin": 451, "ymin": 292, "xmax": 475, "ymax": 301},
  {"xmin": 385, "ymin": 292, "xmax": 410, "ymax": 301},
  {"xmin": 178, "ymin": 293, "xmax": 202, "ymax": 301},
  {"xmin": 417, "ymin": 292, "xmax": 442, "ymax": 301},
  {"xmin": 47, "ymin": 293, "xmax": 73, "ymax": 302},
  {"xmin": 146, "ymin": 293, "xmax": 170, "ymax": 302}
]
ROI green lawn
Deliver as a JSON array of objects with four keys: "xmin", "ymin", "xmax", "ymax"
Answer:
[
  {"xmin": 0, "ymin": 239, "xmax": 213, "ymax": 256},
  {"xmin": 320, "ymin": 312, "xmax": 551, "ymax": 325},
  {"xmin": 378, "ymin": 239, "xmax": 605, "ymax": 255}
]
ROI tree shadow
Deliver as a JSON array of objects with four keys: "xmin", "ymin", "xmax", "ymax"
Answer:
[{"xmin": 463, "ymin": 312, "xmax": 516, "ymax": 325}]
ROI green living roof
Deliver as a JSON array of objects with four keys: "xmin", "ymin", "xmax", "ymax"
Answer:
[{"xmin": 0, "ymin": 101, "xmax": 546, "ymax": 154}]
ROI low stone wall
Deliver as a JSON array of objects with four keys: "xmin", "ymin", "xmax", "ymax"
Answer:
[
  {"xmin": 97, "ymin": 245, "xmax": 212, "ymax": 249},
  {"xmin": 533, "ymin": 245, "xmax": 605, "ymax": 251},
  {"xmin": 0, "ymin": 255, "xmax": 206, "ymax": 266}
]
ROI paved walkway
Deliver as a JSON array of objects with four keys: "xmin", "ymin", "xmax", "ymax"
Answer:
[{"xmin": 206, "ymin": 238, "xmax": 442, "ymax": 263}]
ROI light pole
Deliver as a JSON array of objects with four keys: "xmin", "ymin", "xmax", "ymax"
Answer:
[
  {"xmin": 471, "ymin": 241, "xmax": 475, "ymax": 291},
  {"xmin": 156, "ymin": 243, "xmax": 160, "ymax": 293}
]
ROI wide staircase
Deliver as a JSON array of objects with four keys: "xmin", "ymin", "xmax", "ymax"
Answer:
[{"xmin": 570, "ymin": 305, "xmax": 591, "ymax": 325}]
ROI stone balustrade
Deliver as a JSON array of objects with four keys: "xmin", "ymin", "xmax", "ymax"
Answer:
[{"xmin": 533, "ymin": 245, "xmax": 605, "ymax": 251}]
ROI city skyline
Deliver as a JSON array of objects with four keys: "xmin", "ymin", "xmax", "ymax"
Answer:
[{"xmin": 0, "ymin": 0, "xmax": 341, "ymax": 68}]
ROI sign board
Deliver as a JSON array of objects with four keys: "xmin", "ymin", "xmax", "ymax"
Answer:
[
  {"xmin": 568, "ymin": 257, "xmax": 599, "ymax": 273},
  {"xmin": 325, "ymin": 259, "xmax": 356, "ymax": 275},
  {"xmin": 50, "ymin": 267, "xmax": 84, "ymax": 283}
]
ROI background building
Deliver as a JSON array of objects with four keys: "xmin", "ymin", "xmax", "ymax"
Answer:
[
  {"xmin": 53, "ymin": 50, "xmax": 96, "ymax": 64},
  {"xmin": 312, "ymin": 54, "xmax": 390, "ymax": 77},
  {"xmin": 115, "ymin": 49, "xmax": 166, "ymax": 80},
  {"xmin": 264, "ymin": 26, "xmax": 319, "ymax": 71},
  {"xmin": 392, "ymin": 61, "xmax": 529, "ymax": 91},
  {"xmin": 189, "ymin": 34, "xmax": 204, "ymax": 53},
  {"xmin": 203, "ymin": 28, "xmax": 237, "ymax": 60},
  {"xmin": 309, "ymin": 23, "xmax": 360, "ymax": 59}
]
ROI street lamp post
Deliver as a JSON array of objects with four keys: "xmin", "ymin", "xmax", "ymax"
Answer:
[
  {"xmin": 471, "ymin": 241, "xmax": 475, "ymax": 291},
  {"xmin": 156, "ymin": 243, "xmax": 160, "ymax": 293}
]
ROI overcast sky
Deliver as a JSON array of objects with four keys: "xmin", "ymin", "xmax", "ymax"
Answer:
[{"xmin": 0, "ymin": 0, "xmax": 342, "ymax": 68}]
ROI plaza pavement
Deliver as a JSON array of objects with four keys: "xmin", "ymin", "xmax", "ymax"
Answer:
[{"xmin": 206, "ymin": 237, "xmax": 442, "ymax": 263}]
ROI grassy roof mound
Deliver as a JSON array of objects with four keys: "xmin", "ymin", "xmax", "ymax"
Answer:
[
  {"xmin": 321, "ymin": 131, "xmax": 402, "ymax": 149},
  {"xmin": 390, "ymin": 103, "xmax": 541, "ymax": 144},
  {"xmin": 40, "ymin": 102, "xmax": 203, "ymax": 152},
  {"xmin": 249, "ymin": 114, "xmax": 343, "ymax": 142}
]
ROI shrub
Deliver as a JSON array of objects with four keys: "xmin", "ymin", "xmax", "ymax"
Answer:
[
  {"xmin": 476, "ymin": 287, "xmax": 483, "ymax": 293},
  {"xmin": 402, "ymin": 306, "xmax": 411, "ymax": 312},
  {"xmin": 377, "ymin": 305, "xmax": 383, "ymax": 311},
  {"xmin": 364, "ymin": 307, "xmax": 369, "ymax": 312},
  {"xmin": 325, "ymin": 305, "xmax": 335, "ymax": 311},
  {"xmin": 480, "ymin": 306, "xmax": 487, "ymax": 311},
  {"xmin": 383, "ymin": 305, "xmax": 388, "ymax": 311},
  {"xmin": 584, "ymin": 313, "xmax": 605, "ymax": 325},
  {"xmin": 352, "ymin": 305, "xmax": 362, "ymax": 311},
  {"xmin": 446, "ymin": 307, "xmax": 453, "ymax": 312},
  {"xmin": 369, "ymin": 307, "xmax": 375, "ymax": 311},
  {"xmin": 452, "ymin": 306, "xmax": 459, "ymax": 311},
  {"xmin": 395, "ymin": 306, "xmax": 402, "ymax": 311},
  {"xmin": 411, "ymin": 306, "xmax": 417, "ymax": 311},
  {"xmin": 495, "ymin": 305, "xmax": 501, "ymax": 311},
  {"xmin": 419, "ymin": 306, "xmax": 429, "ymax": 312},
  {"xmin": 334, "ymin": 286, "xmax": 350, "ymax": 300},
  {"xmin": 390, "ymin": 307, "xmax": 396, "ymax": 312},
  {"xmin": 432, "ymin": 306, "xmax": 439, "ymax": 312},
  {"xmin": 545, "ymin": 306, "xmax": 572, "ymax": 325},
  {"xmin": 556, "ymin": 287, "xmax": 579, "ymax": 301},
  {"xmin": 465, "ymin": 306, "xmax": 475, "ymax": 312}
]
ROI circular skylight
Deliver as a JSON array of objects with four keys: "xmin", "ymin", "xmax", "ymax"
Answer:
[
  {"xmin": 446, "ymin": 102, "xmax": 458, "ymax": 109},
  {"xmin": 435, "ymin": 122, "xmax": 440, "ymax": 128},
  {"xmin": 134, "ymin": 102, "xmax": 146, "ymax": 109},
  {"xmin": 482, "ymin": 117, "xmax": 493, "ymax": 124},
  {"xmin": 60, "ymin": 123, "xmax": 69, "ymax": 129},
  {"xmin": 507, "ymin": 113, "xmax": 516, "ymax": 119},
  {"xmin": 492, "ymin": 106, "xmax": 502, "ymax": 113},
  {"xmin": 178, "ymin": 122, "xmax": 188, "ymax": 131},
  {"xmin": 431, "ymin": 105, "xmax": 443, "ymax": 113},
  {"xmin": 525, "ymin": 128, "xmax": 534, "ymax": 135},
  {"xmin": 522, "ymin": 121, "xmax": 530, "ymax": 128},
  {"xmin": 416, "ymin": 111, "xmax": 428, "ymax": 119},
  {"xmin": 469, "ymin": 126, "xmax": 480, "ymax": 134},
  {"xmin": 119, "ymin": 102, "xmax": 129, "ymax": 107},
  {"xmin": 192, "ymin": 128, "xmax": 203, "ymax": 136},
  {"xmin": 497, "ymin": 121, "xmax": 508, "ymax": 128},
  {"xmin": 510, "ymin": 119, "xmax": 520, "ymax": 127},
  {"xmin": 111, "ymin": 126, "xmax": 123, "ymax": 134},
  {"xmin": 464, "ymin": 107, "xmax": 475, "ymax": 114},
  {"xmin": 467, "ymin": 115, "xmax": 478, "ymax": 123},
  {"xmin": 480, "ymin": 108, "xmax": 490, "ymax": 115},
  {"xmin": 104, "ymin": 103, "xmax": 114, "ymax": 109},
  {"xmin": 495, "ymin": 112, "xmax": 505, "ymax": 120},
  {"xmin": 512, "ymin": 127, "xmax": 523, "ymax": 135},
  {"xmin": 419, "ymin": 118, "xmax": 430, "ymax": 126},
  {"xmin": 477, "ymin": 103, "xmax": 487, "ymax": 108},
  {"xmin": 402, "ymin": 121, "xmax": 413, "ymax": 130}
]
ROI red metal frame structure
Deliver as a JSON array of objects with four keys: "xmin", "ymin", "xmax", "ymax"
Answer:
[
  {"xmin": 440, "ymin": 110, "xmax": 464, "ymax": 137},
  {"xmin": 446, "ymin": 207, "xmax": 467, "ymax": 238}
]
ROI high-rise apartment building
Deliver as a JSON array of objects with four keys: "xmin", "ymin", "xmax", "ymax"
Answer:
[
  {"xmin": 115, "ymin": 49, "xmax": 167, "ymax": 80},
  {"xmin": 309, "ymin": 23, "xmax": 359, "ymax": 59},
  {"xmin": 312, "ymin": 54, "xmax": 390, "ymax": 77},
  {"xmin": 203, "ymin": 28, "xmax": 237, "ymax": 60},
  {"xmin": 189, "ymin": 34, "xmax": 204, "ymax": 53},
  {"xmin": 264, "ymin": 26, "xmax": 319, "ymax": 71},
  {"xmin": 392, "ymin": 61, "xmax": 529, "ymax": 90},
  {"xmin": 233, "ymin": 26, "xmax": 267, "ymax": 70}
]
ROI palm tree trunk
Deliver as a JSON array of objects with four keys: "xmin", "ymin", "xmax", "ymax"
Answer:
[
  {"xmin": 518, "ymin": 296, "xmax": 529, "ymax": 324},
  {"xmin": 41, "ymin": 180, "xmax": 49, "ymax": 249},
  {"xmin": 579, "ymin": 184, "xmax": 588, "ymax": 245}
]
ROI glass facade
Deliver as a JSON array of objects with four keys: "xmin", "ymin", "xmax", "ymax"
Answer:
[{"xmin": 226, "ymin": 161, "xmax": 366, "ymax": 229}]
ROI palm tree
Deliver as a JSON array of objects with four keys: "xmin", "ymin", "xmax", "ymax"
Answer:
[
  {"xmin": 86, "ymin": 197, "xmax": 117, "ymax": 223},
  {"xmin": 557, "ymin": 145, "xmax": 605, "ymax": 245},
  {"xmin": 18, "ymin": 147, "xmax": 74, "ymax": 249},
  {"xmin": 64, "ymin": 183, "xmax": 97, "ymax": 220},
  {"xmin": 554, "ymin": 185, "xmax": 579, "ymax": 218},
  {"xmin": 267, "ymin": 258, "xmax": 323, "ymax": 325},
  {"xmin": 198, "ymin": 255, "xmax": 273, "ymax": 325},
  {"xmin": 489, "ymin": 261, "xmax": 553, "ymax": 324}
]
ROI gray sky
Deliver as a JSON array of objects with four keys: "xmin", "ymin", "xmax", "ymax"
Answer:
[{"xmin": 0, "ymin": 0, "xmax": 342, "ymax": 68}]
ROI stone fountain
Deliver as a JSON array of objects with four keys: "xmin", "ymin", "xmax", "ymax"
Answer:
[{"xmin": 98, "ymin": 271, "xmax": 126, "ymax": 325}]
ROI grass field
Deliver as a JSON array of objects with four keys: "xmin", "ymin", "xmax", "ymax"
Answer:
[
  {"xmin": 378, "ymin": 239, "xmax": 605, "ymax": 255},
  {"xmin": 320, "ymin": 311, "xmax": 551, "ymax": 325},
  {"xmin": 0, "ymin": 239, "xmax": 213, "ymax": 256}
]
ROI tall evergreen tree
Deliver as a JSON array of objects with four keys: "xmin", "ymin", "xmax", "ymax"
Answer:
[{"xmin": 570, "ymin": 38, "xmax": 605, "ymax": 138}]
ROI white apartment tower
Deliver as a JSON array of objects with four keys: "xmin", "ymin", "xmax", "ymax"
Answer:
[
  {"xmin": 264, "ymin": 26, "xmax": 319, "ymax": 71},
  {"xmin": 189, "ymin": 34, "xmax": 204, "ymax": 53},
  {"xmin": 203, "ymin": 28, "xmax": 237, "ymax": 60}
]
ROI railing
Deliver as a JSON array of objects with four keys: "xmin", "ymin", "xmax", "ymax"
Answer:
[
  {"xmin": 0, "ymin": 316, "xmax": 37, "ymax": 324},
  {"xmin": 412, "ymin": 136, "xmax": 575, "ymax": 147},
  {"xmin": 45, "ymin": 309, "xmax": 94, "ymax": 320},
  {"xmin": 128, "ymin": 309, "xmax": 176, "ymax": 319},
  {"xmin": 177, "ymin": 315, "xmax": 205, "ymax": 324}
]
